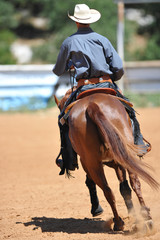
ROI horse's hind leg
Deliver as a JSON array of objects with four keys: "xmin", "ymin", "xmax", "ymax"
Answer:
[
  {"xmin": 85, "ymin": 175, "xmax": 103, "ymax": 217},
  {"xmin": 114, "ymin": 164, "xmax": 134, "ymax": 214},
  {"xmin": 128, "ymin": 171, "xmax": 152, "ymax": 221},
  {"xmin": 105, "ymin": 161, "xmax": 134, "ymax": 214},
  {"xmin": 86, "ymin": 162, "xmax": 124, "ymax": 231}
]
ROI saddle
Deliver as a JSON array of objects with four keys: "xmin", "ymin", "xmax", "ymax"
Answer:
[
  {"xmin": 77, "ymin": 88, "xmax": 117, "ymax": 99},
  {"xmin": 59, "ymin": 88, "xmax": 133, "ymax": 125}
]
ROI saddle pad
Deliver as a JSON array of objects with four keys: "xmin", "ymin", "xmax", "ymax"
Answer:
[
  {"xmin": 76, "ymin": 87, "xmax": 133, "ymax": 108},
  {"xmin": 77, "ymin": 88, "xmax": 117, "ymax": 100}
]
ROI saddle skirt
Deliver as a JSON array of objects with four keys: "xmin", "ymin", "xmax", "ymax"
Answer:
[{"xmin": 77, "ymin": 88, "xmax": 117, "ymax": 99}]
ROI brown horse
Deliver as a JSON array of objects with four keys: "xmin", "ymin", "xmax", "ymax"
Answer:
[{"xmin": 55, "ymin": 92, "xmax": 159, "ymax": 231}]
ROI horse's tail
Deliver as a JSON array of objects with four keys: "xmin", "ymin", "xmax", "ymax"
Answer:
[{"xmin": 87, "ymin": 102, "xmax": 159, "ymax": 190}]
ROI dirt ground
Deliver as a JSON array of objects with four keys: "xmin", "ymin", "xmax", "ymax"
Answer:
[{"xmin": 0, "ymin": 107, "xmax": 160, "ymax": 240}]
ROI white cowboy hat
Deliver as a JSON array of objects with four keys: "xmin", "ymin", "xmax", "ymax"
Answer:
[{"xmin": 68, "ymin": 4, "xmax": 101, "ymax": 24}]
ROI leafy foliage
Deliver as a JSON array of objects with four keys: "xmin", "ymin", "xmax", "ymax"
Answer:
[
  {"xmin": 0, "ymin": 30, "xmax": 16, "ymax": 64},
  {"xmin": 125, "ymin": 91, "xmax": 160, "ymax": 108},
  {"xmin": 0, "ymin": 1, "xmax": 18, "ymax": 29},
  {"xmin": 0, "ymin": 0, "xmax": 160, "ymax": 64},
  {"xmin": 126, "ymin": 3, "xmax": 160, "ymax": 60}
]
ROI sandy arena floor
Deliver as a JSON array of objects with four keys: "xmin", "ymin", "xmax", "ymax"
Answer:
[{"xmin": 0, "ymin": 107, "xmax": 160, "ymax": 240}]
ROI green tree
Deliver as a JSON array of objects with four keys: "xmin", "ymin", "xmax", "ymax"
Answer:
[
  {"xmin": 0, "ymin": 1, "xmax": 18, "ymax": 29},
  {"xmin": 32, "ymin": 0, "xmax": 118, "ymax": 63},
  {"xmin": 125, "ymin": 3, "xmax": 160, "ymax": 60},
  {"xmin": 0, "ymin": 30, "xmax": 16, "ymax": 64},
  {"xmin": 1, "ymin": 0, "xmax": 160, "ymax": 63}
]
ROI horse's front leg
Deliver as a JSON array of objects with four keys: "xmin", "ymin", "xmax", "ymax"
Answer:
[{"xmin": 85, "ymin": 174, "xmax": 103, "ymax": 217}]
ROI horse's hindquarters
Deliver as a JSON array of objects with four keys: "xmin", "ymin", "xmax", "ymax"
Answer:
[{"xmin": 69, "ymin": 107, "xmax": 103, "ymax": 162}]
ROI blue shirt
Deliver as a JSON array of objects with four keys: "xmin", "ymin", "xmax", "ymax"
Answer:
[{"xmin": 53, "ymin": 27, "xmax": 124, "ymax": 81}]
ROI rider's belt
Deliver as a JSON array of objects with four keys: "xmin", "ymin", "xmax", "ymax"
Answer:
[{"xmin": 77, "ymin": 75, "xmax": 112, "ymax": 88}]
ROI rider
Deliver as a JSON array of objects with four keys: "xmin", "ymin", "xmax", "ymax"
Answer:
[{"xmin": 53, "ymin": 4, "xmax": 149, "ymax": 175}]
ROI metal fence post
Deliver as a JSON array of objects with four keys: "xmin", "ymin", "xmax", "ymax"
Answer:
[{"xmin": 117, "ymin": 1, "xmax": 125, "ymax": 92}]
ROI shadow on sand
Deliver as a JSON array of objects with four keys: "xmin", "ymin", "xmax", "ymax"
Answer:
[{"xmin": 17, "ymin": 216, "xmax": 115, "ymax": 234}]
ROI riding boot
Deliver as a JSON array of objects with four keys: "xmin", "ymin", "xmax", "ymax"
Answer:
[
  {"xmin": 128, "ymin": 110, "xmax": 148, "ymax": 156},
  {"xmin": 56, "ymin": 120, "xmax": 78, "ymax": 175}
]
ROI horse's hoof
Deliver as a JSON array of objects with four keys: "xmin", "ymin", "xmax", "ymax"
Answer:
[
  {"xmin": 145, "ymin": 219, "xmax": 154, "ymax": 231},
  {"xmin": 113, "ymin": 217, "xmax": 124, "ymax": 231},
  {"xmin": 133, "ymin": 219, "xmax": 154, "ymax": 234},
  {"xmin": 91, "ymin": 204, "xmax": 103, "ymax": 217},
  {"xmin": 131, "ymin": 223, "xmax": 138, "ymax": 233},
  {"xmin": 140, "ymin": 219, "xmax": 154, "ymax": 235}
]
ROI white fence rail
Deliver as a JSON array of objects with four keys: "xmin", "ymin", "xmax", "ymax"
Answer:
[
  {"xmin": 0, "ymin": 64, "xmax": 57, "ymax": 97},
  {"xmin": 0, "ymin": 62, "xmax": 160, "ymax": 111},
  {"xmin": 0, "ymin": 65, "xmax": 59, "ymax": 111},
  {"xmin": 124, "ymin": 61, "xmax": 160, "ymax": 92}
]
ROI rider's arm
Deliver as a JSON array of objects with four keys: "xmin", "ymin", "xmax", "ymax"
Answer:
[
  {"xmin": 104, "ymin": 40, "xmax": 124, "ymax": 81},
  {"xmin": 53, "ymin": 44, "xmax": 69, "ymax": 76}
]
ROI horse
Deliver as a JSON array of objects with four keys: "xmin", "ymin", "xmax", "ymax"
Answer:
[{"xmin": 55, "ymin": 90, "xmax": 159, "ymax": 231}]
